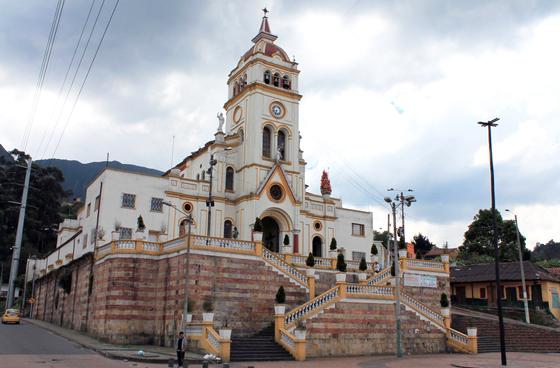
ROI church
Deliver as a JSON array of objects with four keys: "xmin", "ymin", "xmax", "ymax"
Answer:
[{"xmin": 52, "ymin": 10, "xmax": 374, "ymax": 264}]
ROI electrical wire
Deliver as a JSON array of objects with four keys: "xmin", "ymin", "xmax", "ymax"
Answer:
[
  {"xmin": 34, "ymin": 0, "xmax": 97, "ymax": 158},
  {"xmin": 50, "ymin": 0, "xmax": 120, "ymax": 159},
  {"xmin": 21, "ymin": 0, "xmax": 66, "ymax": 152}
]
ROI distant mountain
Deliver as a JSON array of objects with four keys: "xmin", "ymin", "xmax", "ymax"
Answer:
[
  {"xmin": 0, "ymin": 144, "xmax": 13, "ymax": 162},
  {"xmin": 36, "ymin": 159, "xmax": 163, "ymax": 200}
]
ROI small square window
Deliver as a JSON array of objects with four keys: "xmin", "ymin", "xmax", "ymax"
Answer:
[
  {"xmin": 122, "ymin": 193, "xmax": 136, "ymax": 209},
  {"xmin": 119, "ymin": 227, "xmax": 132, "ymax": 240},
  {"xmin": 352, "ymin": 223, "xmax": 365, "ymax": 236},
  {"xmin": 352, "ymin": 251, "xmax": 366, "ymax": 261},
  {"xmin": 151, "ymin": 197, "xmax": 163, "ymax": 212},
  {"xmin": 86, "ymin": 203, "xmax": 91, "ymax": 217}
]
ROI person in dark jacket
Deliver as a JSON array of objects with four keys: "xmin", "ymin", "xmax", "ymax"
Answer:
[{"xmin": 176, "ymin": 331, "xmax": 186, "ymax": 367}]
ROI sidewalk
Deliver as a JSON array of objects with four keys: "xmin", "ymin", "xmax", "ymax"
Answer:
[{"xmin": 24, "ymin": 318, "xmax": 204, "ymax": 364}]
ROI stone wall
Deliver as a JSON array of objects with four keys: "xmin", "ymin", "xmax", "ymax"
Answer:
[
  {"xmin": 402, "ymin": 272, "xmax": 451, "ymax": 310},
  {"xmin": 305, "ymin": 301, "xmax": 446, "ymax": 357}
]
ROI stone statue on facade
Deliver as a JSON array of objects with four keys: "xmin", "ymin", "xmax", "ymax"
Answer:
[
  {"xmin": 275, "ymin": 147, "xmax": 282, "ymax": 163},
  {"xmin": 217, "ymin": 112, "xmax": 225, "ymax": 132}
]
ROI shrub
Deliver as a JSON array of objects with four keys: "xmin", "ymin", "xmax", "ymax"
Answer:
[
  {"xmin": 336, "ymin": 253, "xmax": 347, "ymax": 272},
  {"xmin": 329, "ymin": 238, "xmax": 337, "ymax": 251},
  {"xmin": 306, "ymin": 253, "xmax": 315, "ymax": 267},
  {"xmin": 359, "ymin": 257, "xmax": 367, "ymax": 271},
  {"xmin": 440, "ymin": 293, "xmax": 450, "ymax": 308},
  {"xmin": 370, "ymin": 244, "xmax": 378, "ymax": 255},
  {"xmin": 283, "ymin": 234, "xmax": 290, "ymax": 246},
  {"xmin": 253, "ymin": 217, "xmax": 263, "ymax": 232},
  {"xmin": 137, "ymin": 215, "xmax": 146, "ymax": 231},
  {"xmin": 275, "ymin": 286, "xmax": 286, "ymax": 304},
  {"xmin": 202, "ymin": 298, "xmax": 214, "ymax": 312},
  {"xmin": 390, "ymin": 262, "xmax": 395, "ymax": 276}
]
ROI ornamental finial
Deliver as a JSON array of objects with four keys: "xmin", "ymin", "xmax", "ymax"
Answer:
[{"xmin": 320, "ymin": 170, "xmax": 332, "ymax": 196}]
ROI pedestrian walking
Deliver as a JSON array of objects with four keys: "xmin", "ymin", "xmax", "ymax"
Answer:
[{"xmin": 176, "ymin": 331, "xmax": 186, "ymax": 367}]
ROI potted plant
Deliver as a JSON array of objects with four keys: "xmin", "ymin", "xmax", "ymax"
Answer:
[
  {"xmin": 253, "ymin": 217, "xmax": 263, "ymax": 242},
  {"xmin": 398, "ymin": 237, "xmax": 407, "ymax": 258},
  {"xmin": 112, "ymin": 221, "xmax": 121, "ymax": 240},
  {"xmin": 274, "ymin": 286, "xmax": 286, "ymax": 315},
  {"xmin": 294, "ymin": 320, "xmax": 306, "ymax": 340},
  {"xmin": 358, "ymin": 257, "xmax": 368, "ymax": 281},
  {"xmin": 440, "ymin": 293, "xmax": 450, "ymax": 317},
  {"xmin": 185, "ymin": 299, "xmax": 194, "ymax": 323},
  {"xmin": 467, "ymin": 327, "xmax": 477, "ymax": 337},
  {"xmin": 370, "ymin": 243, "xmax": 379, "ymax": 263},
  {"xmin": 202, "ymin": 298, "xmax": 214, "ymax": 322},
  {"xmin": 219, "ymin": 319, "xmax": 232, "ymax": 340},
  {"xmin": 328, "ymin": 238, "xmax": 338, "ymax": 258},
  {"xmin": 306, "ymin": 253, "xmax": 316, "ymax": 276},
  {"xmin": 335, "ymin": 253, "xmax": 347, "ymax": 282},
  {"xmin": 282, "ymin": 234, "xmax": 291, "ymax": 253},
  {"xmin": 97, "ymin": 227, "xmax": 106, "ymax": 241},
  {"xmin": 135, "ymin": 215, "xmax": 146, "ymax": 239}
]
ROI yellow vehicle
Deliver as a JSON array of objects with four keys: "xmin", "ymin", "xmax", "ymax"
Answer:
[{"xmin": 1, "ymin": 309, "xmax": 21, "ymax": 324}]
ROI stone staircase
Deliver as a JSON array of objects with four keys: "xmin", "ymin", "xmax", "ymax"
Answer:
[
  {"xmin": 230, "ymin": 325, "xmax": 293, "ymax": 362},
  {"xmin": 452, "ymin": 308, "xmax": 560, "ymax": 353}
]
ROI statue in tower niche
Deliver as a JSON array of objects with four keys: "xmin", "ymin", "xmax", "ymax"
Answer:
[
  {"xmin": 320, "ymin": 170, "xmax": 332, "ymax": 199},
  {"xmin": 217, "ymin": 112, "xmax": 225, "ymax": 132}
]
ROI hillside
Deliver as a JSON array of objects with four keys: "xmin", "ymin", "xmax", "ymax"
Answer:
[{"xmin": 35, "ymin": 159, "xmax": 163, "ymax": 200}]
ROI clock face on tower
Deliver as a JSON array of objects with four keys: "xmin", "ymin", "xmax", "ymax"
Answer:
[{"xmin": 270, "ymin": 102, "xmax": 285, "ymax": 119}]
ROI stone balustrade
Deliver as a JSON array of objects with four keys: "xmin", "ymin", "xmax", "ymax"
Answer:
[
  {"xmin": 263, "ymin": 249, "xmax": 308, "ymax": 289},
  {"xmin": 185, "ymin": 321, "xmax": 231, "ymax": 362},
  {"xmin": 401, "ymin": 291, "xmax": 445, "ymax": 329},
  {"xmin": 401, "ymin": 258, "xmax": 448, "ymax": 273},
  {"xmin": 447, "ymin": 328, "xmax": 477, "ymax": 354}
]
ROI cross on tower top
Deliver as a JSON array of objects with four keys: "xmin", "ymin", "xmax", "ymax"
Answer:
[{"xmin": 262, "ymin": 7, "xmax": 269, "ymax": 17}]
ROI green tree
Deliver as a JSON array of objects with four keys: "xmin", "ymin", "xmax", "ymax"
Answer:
[
  {"xmin": 458, "ymin": 209, "xmax": 529, "ymax": 264},
  {"xmin": 373, "ymin": 230, "xmax": 391, "ymax": 249},
  {"xmin": 412, "ymin": 233, "xmax": 435, "ymax": 259},
  {"xmin": 532, "ymin": 240, "xmax": 560, "ymax": 261},
  {"xmin": 0, "ymin": 150, "xmax": 68, "ymax": 285}
]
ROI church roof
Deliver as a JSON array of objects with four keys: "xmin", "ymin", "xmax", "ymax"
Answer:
[{"xmin": 241, "ymin": 10, "xmax": 290, "ymax": 63}]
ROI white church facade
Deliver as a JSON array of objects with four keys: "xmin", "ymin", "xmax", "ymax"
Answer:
[{"xmin": 41, "ymin": 13, "xmax": 375, "ymax": 271}]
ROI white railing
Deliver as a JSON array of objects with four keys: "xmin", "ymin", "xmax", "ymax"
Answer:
[
  {"xmin": 315, "ymin": 257, "xmax": 334, "ymax": 268},
  {"xmin": 192, "ymin": 235, "xmax": 255, "ymax": 252},
  {"xmin": 162, "ymin": 236, "xmax": 186, "ymax": 251},
  {"xmin": 143, "ymin": 241, "xmax": 160, "ymax": 252},
  {"xmin": 346, "ymin": 284, "xmax": 394, "ymax": 298},
  {"xmin": 280, "ymin": 329, "xmax": 296, "ymax": 351},
  {"xmin": 367, "ymin": 268, "xmax": 391, "ymax": 285},
  {"xmin": 285, "ymin": 286, "xmax": 340, "ymax": 325},
  {"xmin": 401, "ymin": 291, "xmax": 445, "ymax": 328},
  {"xmin": 262, "ymin": 249, "xmax": 308, "ymax": 287},
  {"xmin": 206, "ymin": 329, "xmax": 222, "ymax": 352},
  {"xmin": 405, "ymin": 259, "xmax": 445, "ymax": 271},
  {"xmin": 97, "ymin": 242, "xmax": 113, "ymax": 257},
  {"xmin": 116, "ymin": 240, "xmax": 135, "ymax": 249},
  {"xmin": 290, "ymin": 255, "xmax": 306, "ymax": 266},
  {"xmin": 449, "ymin": 329, "xmax": 470, "ymax": 345},
  {"xmin": 186, "ymin": 325, "xmax": 203, "ymax": 336}
]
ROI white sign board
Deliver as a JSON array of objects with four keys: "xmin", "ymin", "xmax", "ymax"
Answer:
[{"xmin": 403, "ymin": 273, "xmax": 437, "ymax": 288}]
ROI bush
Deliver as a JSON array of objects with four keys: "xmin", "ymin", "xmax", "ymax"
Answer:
[
  {"xmin": 275, "ymin": 286, "xmax": 286, "ymax": 304},
  {"xmin": 329, "ymin": 238, "xmax": 337, "ymax": 251},
  {"xmin": 336, "ymin": 253, "xmax": 347, "ymax": 272},
  {"xmin": 283, "ymin": 234, "xmax": 290, "ymax": 246},
  {"xmin": 370, "ymin": 244, "xmax": 378, "ymax": 255},
  {"xmin": 306, "ymin": 253, "xmax": 315, "ymax": 267},
  {"xmin": 359, "ymin": 257, "xmax": 367, "ymax": 271},
  {"xmin": 253, "ymin": 217, "xmax": 263, "ymax": 232},
  {"xmin": 440, "ymin": 293, "xmax": 450, "ymax": 308},
  {"xmin": 137, "ymin": 215, "xmax": 146, "ymax": 231},
  {"xmin": 390, "ymin": 262, "xmax": 395, "ymax": 276},
  {"xmin": 202, "ymin": 298, "xmax": 214, "ymax": 312}
]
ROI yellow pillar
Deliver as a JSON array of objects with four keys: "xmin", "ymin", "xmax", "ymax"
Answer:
[
  {"xmin": 444, "ymin": 316, "xmax": 451, "ymax": 329},
  {"xmin": 443, "ymin": 261, "xmax": 450, "ymax": 273},
  {"xmin": 274, "ymin": 311, "xmax": 285, "ymax": 342},
  {"xmin": 399, "ymin": 258, "xmax": 407, "ymax": 271},
  {"xmin": 331, "ymin": 259, "xmax": 337, "ymax": 269},
  {"xmin": 255, "ymin": 241, "xmax": 263, "ymax": 256},
  {"xmin": 337, "ymin": 282, "xmax": 347, "ymax": 299},
  {"xmin": 285, "ymin": 254, "xmax": 292, "ymax": 264},
  {"xmin": 294, "ymin": 338, "xmax": 306, "ymax": 361},
  {"xmin": 308, "ymin": 275, "xmax": 315, "ymax": 300},
  {"xmin": 220, "ymin": 339, "xmax": 231, "ymax": 362},
  {"xmin": 468, "ymin": 336, "xmax": 478, "ymax": 354}
]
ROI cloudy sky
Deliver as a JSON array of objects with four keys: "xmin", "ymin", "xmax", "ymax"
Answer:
[{"xmin": 1, "ymin": 0, "xmax": 559, "ymax": 248}]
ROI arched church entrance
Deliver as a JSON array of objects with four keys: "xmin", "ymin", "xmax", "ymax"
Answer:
[
  {"xmin": 312, "ymin": 236, "xmax": 323, "ymax": 257},
  {"xmin": 262, "ymin": 216, "xmax": 280, "ymax": 252}
]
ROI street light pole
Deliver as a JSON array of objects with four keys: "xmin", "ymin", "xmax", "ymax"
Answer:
[
  {"xmin": 478, "ymin": 117, "xmax": 507, "ymax": 366},
  {"xmin": 506, "ymin": 210, "xmax": 530, "ymax": 324},
  {"xmin": 385, "ymin": 197, "xmax": 402, "ymax": 358},
  {"xmin": 7, "ymin": 156, "xmax": 32, "ymax": 309},
  {"xmin": 163, "ymin": 202, "xmax": 193, "ymax": 332}
]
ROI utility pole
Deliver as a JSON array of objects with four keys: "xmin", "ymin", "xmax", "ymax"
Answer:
[
  {"xmin": 206, "ymin": 154, "xmax": 217, "ymax": 237},
  {"xmin": 478, "ymin": 117, "xmax": 507, "ymax": 366},
  {"xmin": 7, "ymin": 156, "xmax": 32, "ymax": 309},
  {"xmin": 386, "ymin": 214, "xmax": 391, "ymax": 268},
  {"xmin": 506, "ymin": 210, "xmax": 530, "ymax": 324},
  {"xmin": 385, "ymin": 197, "xmax": 402, "ymax": 357}
]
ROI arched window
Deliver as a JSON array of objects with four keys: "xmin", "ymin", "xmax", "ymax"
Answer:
[
  {"xmin": 179, "ymin": 219, "xmax": 190, "ymax": 237},
  {"xmin": 262, "ymin": 126, "xmax": 272, "ymax": 158},
  {"xmin": 282, "ymin": 75, "xmax": 290, "ymax": 89},
  {"xmin": 225, "ymin": 166, "xmax": 234, "ymax": 191},
  {"xmin": 242, "ymin": 74, "xmax": 247, "ymax": 87},
  {"xmin": 273, "ymin": 73, "xmax": 280, "ymax": 87},
  {"xmin": 224, "ymin": 220, "xmax": 233, "ymax": 239},
  {"xmin": 277, "ymin": 130, "xmax": 286, "ymax": 161},
  {"xmin": 264, "ymin": 70, "xmax": 271, "ymax": 84},
  {"xmin": 233, "ymin": 82, "xmax": 239, "ymax": 96}
]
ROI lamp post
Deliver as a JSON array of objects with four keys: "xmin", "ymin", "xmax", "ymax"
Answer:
[
  {"xmin": 387, "ymin": 188, "xmax": 416, "ymax": 253},
  {"xmin": 478, "ymin": 117, "xmax": 507, "ymax": 366},
  {"xmin": 384, "ymin": 197, "xmax": 402, "ymax": 358},
  {"xmin": 206, "ymin": 147, "xmax": 232, "ymax": 237},
  {"xmin": 505, "ymin": 209, "xmax": 530, "ymax": 324},
  {"xmin": 163, "ymin": 201, "xmax": 193, "ymax": 332}
]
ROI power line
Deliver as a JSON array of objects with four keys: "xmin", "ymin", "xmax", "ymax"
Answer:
[
  {"xmin": 34, "ymin": 0, "xmax": 98, "ymax": 158},
  {"xmin": 21, "ymin": 0, "xmax": 66, "ymax": 152},
  {"xmin": 50, "ymin": 0, "xmax": 121, "ymax": 159},
  {"xmin": 41, "ymin": 0, "xmax": 108, "ymax": 159}
]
